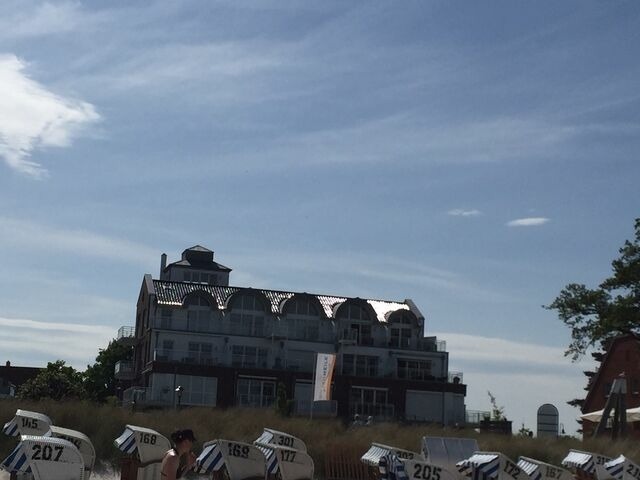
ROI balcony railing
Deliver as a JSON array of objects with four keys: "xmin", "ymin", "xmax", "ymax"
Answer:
[
  {"xmin": 448, "ymin": 371, "xmax": 463, "ymax": 384},
  {"xmin": 117, "ymin": 326, "xmax": 135, "ymax": 344},
  {"xmin": 153, "ymin": 349, "xmax": 218, "ymax": 366},
  {"xmin": 349, "ymin": 402, "xmax": 395, "ymax": 421},
  {"xmin": 466, "ymin": 410, "xmax": 491, "ymax": 425},
  {"xmin": 114, "ymin": 360, "xmax": 136, "ymax": 380}
]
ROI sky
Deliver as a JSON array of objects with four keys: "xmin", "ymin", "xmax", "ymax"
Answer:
[{"xmin": 1, "ymin": 0, "xmax": 639, "ymax": 436}]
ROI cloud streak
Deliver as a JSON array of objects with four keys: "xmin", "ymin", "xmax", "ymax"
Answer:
[
  {"xmin": 448, "ymin": 209, "xmax": 482, "ymax": 217},
  {"xmin": 0, "ymin": 54, "xmax": 99, "ymax": 177},
  {"xmin": 506, "ymin": 217, "xmax": 550, "ymax": 227},
  {"xmin": 0, "ymin": 316, "xmax": 114, "ymax": 368},
  {"xmin": 0, "ymin": 217, "xmax": 158, "ymax": 266}
]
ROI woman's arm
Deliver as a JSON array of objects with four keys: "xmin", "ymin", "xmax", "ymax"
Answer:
[{"xmin": 161, "ymin": 454, "xmax": 179, "ymax": 480}]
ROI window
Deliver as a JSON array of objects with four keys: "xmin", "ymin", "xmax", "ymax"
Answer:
[
  {"xmin": 232, "ymin": 345, "xmax": 268, "ymax": 368},
  {"xmin": 186, "ymin": 342, "xmax": 214, "ymax": 365},
  {"xmin": 158, "ymin": 340, "xmax": 173, "ymax": 361},
  {"xmin": 186, "ymin": 295, "xmax": 213, "ymax": 332},
  {"xmin": 184, "ymin": 271, "xmax": 217, "ymax": 284},
  {"xmin": 159, "ymin": 309, "xmax": 172, "ymax": 329},
  {"xmin": 397, "ymin": 358, "xmax": 432, "ymax": 381},
  {"xmin": 230, "ymin": 312, "xmax": 265, "ymax": 336},
  {"xmin": 342, "ymin": 354, "xmax": 378, "ymax": 377},
  {"xmin": 236, "ymin": 378, "xmax": 275, "ymax": 408},
  {"xmin": 174, "ymin": 374, "xmax": 217, "ymax": 406},
  {"xmin": 349, "ymin": 386, "xmax": 390, "ymax": 418},
  {"xmin": 390, "ymin": 328, "xmax": 412, "ymax": 348},
  {"xmin": 285, "ymin": 298, "xmax": 319, "ymax": 316},
  {"xmin": 284, "ymin": 297, "xmax": 320, "ymax": 341}
]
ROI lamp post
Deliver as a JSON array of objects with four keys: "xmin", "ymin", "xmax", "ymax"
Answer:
[{"xmin": 175, "ymin": 385, "xmax": 184, "ymax": 410}]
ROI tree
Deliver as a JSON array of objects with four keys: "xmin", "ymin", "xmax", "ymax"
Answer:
[
  {"xmin": 84, "ymin": 339, "xmax": 132, "ymax": 402},
  {"xmin": 487, "ymin": 391, "xmax": 506, "ymax": 420},
  {"xmin": 546, "ymin": 218, "xmax": 640, "ymax": 361},
  {"xmin": 18, "ymin": 360, "xmax": 85, "ymax": 401}
]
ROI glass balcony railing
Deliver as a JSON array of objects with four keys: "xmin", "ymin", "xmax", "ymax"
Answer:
[
  {"xmin": 114, "ymin": 360, "xmax": 136, "ymax": 380},
  {"xmin": 153, "ymin": 349, "xmax": 218, "ymax": 366}
]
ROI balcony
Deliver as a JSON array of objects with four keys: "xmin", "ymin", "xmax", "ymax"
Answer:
[
  {"xmin": 117, "ymin": 326, "xmax": 136, "ymax": 346},
  {"xmin": 153, "ymin": 349, "xmax": 218, "ymax": 366},
  {"xmin": 448, "ymin": 371, "xmax": 463, "ymax": 384},
  {"xmin": 466, "ymin": 410, "xmax": 491, "ymax": 426},
  {"xmin": 114, "ymin": 360, "xmax": 136, "ymax": 380}
]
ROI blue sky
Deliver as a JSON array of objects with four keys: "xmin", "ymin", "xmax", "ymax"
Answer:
[{"xmin": 1, "ymin": 1, "xmax": 639, "ymax": 435}]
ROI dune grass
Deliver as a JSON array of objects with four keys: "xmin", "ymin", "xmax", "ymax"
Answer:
[{"xmin": 1, "ymin": 399, "xmax": 638, "ymax": 478}]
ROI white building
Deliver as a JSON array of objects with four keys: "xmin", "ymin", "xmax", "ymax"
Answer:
[{"xmin": 117, "ymin": 246, "xmax": 466, "ymax": 424}]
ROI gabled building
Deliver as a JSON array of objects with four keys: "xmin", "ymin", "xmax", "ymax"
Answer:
[
  {"xmin": 0, "ymin": 361, "xmax": 41, "ymax": 398},
  {"xmin": 118, "ymin": 246, "xmax": 466, "ymax": 424},
  {"xmin": 580, "ymin": 334, "xmax": 640, "ymax": 438}
]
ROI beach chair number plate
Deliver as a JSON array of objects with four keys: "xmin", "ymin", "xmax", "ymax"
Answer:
[
  {"xmin": 22, "ymin": 418, "xmax": 39, "ymax": 429},
  {"xmin": 31, "ymin": 444, "xmax": 64, "ymax": 462},
  {"xmin": 412, "ymin": 464, "xmax": 442, "ymax": 480},
  {"xmin": 280, "ymin": 451, "xmax": 297, "ymax": 462},
  {"xmin": 140, "ymin": 434, "xmax": 157, "ymax": 445},
  {"xmin": 277, "ymin": 436, "xmax": 294, "ymax": 447},
  {"xmin": 627, "ymin": 464, "xmax": 640, "ymax": 480},
  {"xmin": 227, "ymin": 443, "xmax": 250, "ymax": 459}
]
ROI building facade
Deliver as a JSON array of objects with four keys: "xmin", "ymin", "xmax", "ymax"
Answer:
[
  {"xmin": 118, "ymin": 246, "xmax": 466, "ymax": 425},
  {"xmin": 580, "ymin": 334, "xmax": 640, "ymax": 438},
  {"xmin": 0, "ymin": 361, "xmax": 42, "ymax": 398}
]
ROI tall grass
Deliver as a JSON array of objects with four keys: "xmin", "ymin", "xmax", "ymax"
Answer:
[{"xmin": 1, "ymin": 399, "xmax": 638, "ymax": 478}]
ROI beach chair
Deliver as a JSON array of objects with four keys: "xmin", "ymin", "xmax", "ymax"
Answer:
[
  {"xmin": 255, "ymin": 428, "xmax": 308, "ymax": 453},
  {"xmin": 422, "ymin": 437, "xmax": 479, "ymax": 473},
  {"xmin": 2, "ymin": 410, "xmax": 52, "ymax": 437},
  {"xmin": 517, "ymin": 456, "xmax": 573, "ymax": 480},
  {"xmin": 255, "ymin": 442, "xmax": 315, "ymax": 480},
  {"xmin": 361, "ymin": 443, "xmax": 423, "ymax": 466},
  {"xmin": 114, "ymin": 425, "xmax": 171, "ymax": 480},
  {"xmin": 46, "ymin": 425, "xmax": 96, "ymax": 478},
  {"xmin": 561, "ymin": 450, "xmax": 611, "ymax": 480},
  {"xmin": 1, "ymin": 435, "xmax": 86, "ymax": 480},
  {"xmin": 602, "ymin": 455, "xmax": 640, "ymax": 480},
  {"xmin": 457, "ymin": 452, "xmax": 522, "ymax": 480},
  {"xmin": 196, "ymin": 439, "xmax": 266, "ymax": 480}
]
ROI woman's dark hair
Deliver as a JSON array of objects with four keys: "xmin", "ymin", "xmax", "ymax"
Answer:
[{"xmin": 171, "ymin": 428, "xmax": 196, "ymax": 445}]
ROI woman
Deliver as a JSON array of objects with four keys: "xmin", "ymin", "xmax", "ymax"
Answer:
[{"xmin": 160, "ymin": 428, "xmax": 197, "ymax": 480}]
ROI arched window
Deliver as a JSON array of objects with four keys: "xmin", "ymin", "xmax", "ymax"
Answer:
[
  {"xmin": 283, "ymin": 297, "xmax": 320, "ymax": 341},
  {"xmin": 185, "ymin": 295, "xmax": 214, "ymax": 333},
  {"xmin": 337, "ymin": 302, "xmax": 373, "ymax": 346},
  {"xmin": 387, "ymin": 310, "xmax": 417, "ymax": 348},
  {"xmin": 229, "ymin": 294, "xmax": 267, "ymax": 337}
]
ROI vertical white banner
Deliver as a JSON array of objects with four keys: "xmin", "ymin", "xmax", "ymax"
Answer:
[{"xmin": 313, "ymin": 353, "xmax": 336, "ymax": 401}]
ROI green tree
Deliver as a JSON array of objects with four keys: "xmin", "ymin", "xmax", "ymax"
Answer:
[
  {"xmin": 545, "ymin": 218, "xmax": 640, "ymax": 360},
  {"xmin": 487, "ymin": 391, "xmax": 506, "ymax": 420},
  {"xmin": 274, "ymin": 382, "xmax": 292, "ymax": 417},
  {"xmin": 84, "ymin": 339, "xmax": 132, "ymax": 402},
  {"xmin": 18, "ymin": 360, "xmax": 85, "ymax": 401}
]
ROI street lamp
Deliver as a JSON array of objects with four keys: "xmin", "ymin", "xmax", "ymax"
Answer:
[{"xmin": 175, "ymin": 385, "xmax": 184, "ymax": 410}]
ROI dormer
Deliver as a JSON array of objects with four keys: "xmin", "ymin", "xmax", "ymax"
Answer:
[{"xmin": 159, "ymin": 246, "xmax": 232, "ymax": 285}]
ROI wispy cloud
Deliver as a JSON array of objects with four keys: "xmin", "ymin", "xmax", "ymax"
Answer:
[
  {"xmin": 0, "ymin": 217, "xmax": 157, "ymax": 266},
  {"xmin": 506, "ymin": 217, "xmax": 550, "ymax": 227},
  {"xmin": 447, "ymin": 209, "xmax": 482, "ymax": 217},
  {"xmin": 0, "ymin": 316, "xmax": 114, "ymax": 368},
  {"xmin": 0, "ymin": 54, "xmax": 99, "ymax": 177}
]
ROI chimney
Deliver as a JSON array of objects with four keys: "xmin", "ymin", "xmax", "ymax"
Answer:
[
  {"xmin": 160, "ymin": 253, "xmax": 167, "ymax": 276},
  {"xmin": 5, "ymin": 361, "xmax": 10, "ymax": 367}
]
